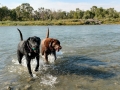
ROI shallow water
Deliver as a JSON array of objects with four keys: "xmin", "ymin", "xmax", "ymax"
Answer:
[{"xmin": 0, "ymin": 25, "xmax": 120, "ymax": 90}]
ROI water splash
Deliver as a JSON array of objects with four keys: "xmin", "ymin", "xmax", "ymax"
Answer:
[
  {"xmin": 10, "ymin": 51, "xmax": 63, "ymax": 86},
  {"xmin": 40, "ymin": 74, "xmax": 58, "ymax": 86}
]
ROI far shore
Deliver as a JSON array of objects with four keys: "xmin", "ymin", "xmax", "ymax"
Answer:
[{"xmin": 0, "ymin": 19, "xmax": 120, "ymax": 26}]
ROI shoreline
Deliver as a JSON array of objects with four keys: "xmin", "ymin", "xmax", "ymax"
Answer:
[{"xmin": 0, "ymin": 19, "xmax": 120, "ymax": 26}]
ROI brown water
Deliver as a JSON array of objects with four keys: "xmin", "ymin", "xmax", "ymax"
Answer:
[{"xmin": 0, "ymin": 25, "xmax": 120, "ymax": 90}]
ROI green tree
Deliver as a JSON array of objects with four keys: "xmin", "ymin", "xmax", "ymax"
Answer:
[
  {"xmin": 15, "ymin": 3, "xmax": 33, "ymax": 20},
  {"xmin": 37, "ymin": 7, "xmax": 51, "ymax": 20},
  {"xmin": 76, "ymin": 8, "xmax": 84, "ymax": 19},
  {"xmin": 107, "ymin": 8, "xmax": 119, "ymax": 18},
  {"xmin": 67, "ymin": 10, "xmax": 75, "ymax": 19},
  {"xmin": 83, "ymin": 10, "xmax": 94, "ymax": 19},
  {"xmin": 57, "ymin": 10, "xmax": 67, "ymax": 19},
  {"xmin": 10, "ymin": 9, "xmax": 17, "ymax": 20},
  {"xmin": 34, "ymin": 10, "xmax": 40, "ymax": 20},
  {"xmin": 0, "ymin": 6, "xmax": 10, "ymax": 21}
]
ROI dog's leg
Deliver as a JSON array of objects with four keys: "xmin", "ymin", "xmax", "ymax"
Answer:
[
  {"xmin": 26, "ymin": 56, "xmax": 33, "ymax": 77},
  {"xmin": 35, "ymin": 55, "xmax": 39, "ymax": 71},
  {"xmin": 52, "ymin": 51, "xmax": 57, "ymax": 60},
  {"xmin": 17, "ymin": 50, "xmax": 23, "ymax": 64},
  {"xmin": 45, "ymin": 52, "xmax": 49, "ymax": 64}
]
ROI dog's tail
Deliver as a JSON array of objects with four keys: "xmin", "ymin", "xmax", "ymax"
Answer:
[
  {"xmin": 46, "ymin": 28, "xmax": 49, "ymax": 38},
  {"xmin": 17, "ymin": 28, "xmax": 23, "ymax": 41}
]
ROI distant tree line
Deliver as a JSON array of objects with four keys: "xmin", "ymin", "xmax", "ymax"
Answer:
[{"xmin": 0, "ymin": 3, "xmax": 120, "ymax": 21}]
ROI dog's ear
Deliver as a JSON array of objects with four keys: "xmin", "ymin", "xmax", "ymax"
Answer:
[
  {"xmin": 27, "ymin": 37, "xmax": 31, "ymax": 41},
  {"xmin": 36, "ymin": 37, "xmax": 41, "ymax": 44},
  {"xmin": 49, "ymin": 39, "xmax": 55, "ymax": 47},
  {"xmin": 36, "ymin": 37, "xmax": 40, "ymax": 41}
]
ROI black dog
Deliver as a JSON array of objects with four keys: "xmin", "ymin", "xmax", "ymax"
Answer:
[{"xmin": 17, "ymin": 28, "xmax": 41, "ymax": 77}]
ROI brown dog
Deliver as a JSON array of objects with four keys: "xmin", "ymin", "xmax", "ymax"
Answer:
[{"xmin": 41, "ymin": 28, "xmax": 62, "ymax": 63}]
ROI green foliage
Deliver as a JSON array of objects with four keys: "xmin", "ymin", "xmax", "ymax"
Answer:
[{"xmin": 0, "ymin": 3, "xmax": 120, "ymax": 24}]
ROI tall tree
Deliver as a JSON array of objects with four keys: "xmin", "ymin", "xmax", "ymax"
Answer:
[
  {"xmin": 15, "ymin": 3, "xmax": 33, "ymax": 20},
  {"xmin": 0, "ymin": 6, "xmax": 10, "ymax": 21},
  {"xmin": 10, "ymin": 9, "xmax": 17, "ymax": 21},
  {"xmin": 107, "ymin": 8, "xmax": 119, "ymax": 18},
  {"xmin": 83, "ymin": 10, "xmax": 94, "ymax": 19},
  {"xmin": 76, "ymin": 8, "xmax": 84, "ymax": 19}
]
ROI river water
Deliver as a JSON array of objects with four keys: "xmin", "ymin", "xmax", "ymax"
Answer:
[{"xmin": 0, "ymin": 25, "xmax": 120, "ymax": 90}]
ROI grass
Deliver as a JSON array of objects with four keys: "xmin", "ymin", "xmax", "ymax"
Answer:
[
  {"xmin": 0, "ymin": 19, "xmax": 120, "ymax": 26},
  {"xmin": 100, "ymin": 18, "xmax": 120, "ymax": 24},
  {"xmin": 0, "ymin": 19, "xmax": 84, "ymax": 26}
]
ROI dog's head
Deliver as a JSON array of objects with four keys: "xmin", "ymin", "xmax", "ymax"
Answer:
[
  {"xmin": 27, "ymin": 36, "xmax": 41, "ymax": 53},
  {"xmin": 49, "ymin": 39, "xmax": 62, "ymax": 52}
]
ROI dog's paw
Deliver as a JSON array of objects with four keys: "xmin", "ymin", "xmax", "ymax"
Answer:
[
  {"xmin": 35, "ymin": 69, "xmax": 38, "ymax": 72},
  {"xmin": 18, "ymin": 61, "xmax": 22, "ymax": 64},
  {"xmin": 29, "ymin": 73, "xmax": 33, "ymax": 77}
]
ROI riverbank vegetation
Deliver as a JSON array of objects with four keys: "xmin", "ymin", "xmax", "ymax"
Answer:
[{"xmin": 0, "ymin": 3, "xmax": 120, "ymax": 25}]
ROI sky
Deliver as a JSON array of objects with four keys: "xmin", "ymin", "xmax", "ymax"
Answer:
[{"xmin": 0, "ymin": 0, "xmax": 120, "ymax": 11}]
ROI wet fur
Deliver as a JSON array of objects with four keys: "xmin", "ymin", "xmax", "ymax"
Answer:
[
  {"xmin": 41, "ymin": 28, "xmax": 62, "ymax": 64},
  {"xmin": 17, "ymin": 28, "xmax": 41, "ymax": 77}
]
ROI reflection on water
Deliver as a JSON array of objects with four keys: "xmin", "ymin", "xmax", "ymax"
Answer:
[{"xmin": 0, "ymin": 25, "xmax": 120, "ymax": 90}]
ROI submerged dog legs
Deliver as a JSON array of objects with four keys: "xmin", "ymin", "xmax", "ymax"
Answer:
[
  {"xmin": 35, "ymin": 55, "xmax": 39, "ymax": 71},
  {"xmin": 17, "ymin": 50, "xmax": 23, "ymax": 64},
  {"xmin": 45, "ymin": 52, "xmax": 49, "ymax": 64},
  {"xmin": 26, "ymin": 56, "xmax": 33, "ymax": 77}
]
